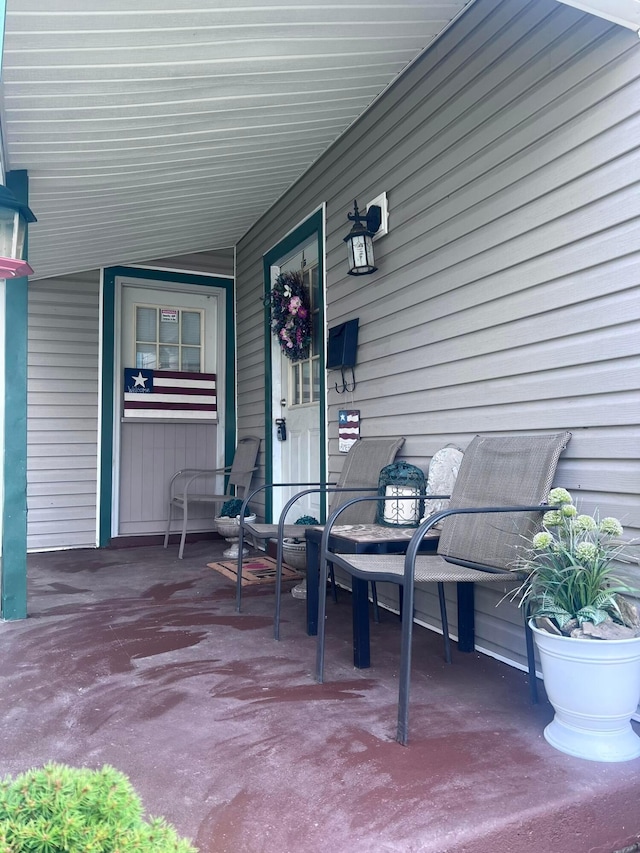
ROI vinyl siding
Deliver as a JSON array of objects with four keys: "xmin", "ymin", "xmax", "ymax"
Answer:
[
  {"xmin": 27, "ymin": 271, "xmax": 100, "ymax": 550},
  {"xmin": 235, "ymin": 0, "xmax": 640, "ymax": 669}
]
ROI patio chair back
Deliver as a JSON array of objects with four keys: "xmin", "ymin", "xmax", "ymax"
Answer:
[
  {"xmin": 327, "ymin": 437, "xmax": 406, "ymax": 524},
  {"xmin": 227, "ymin": 434, "xmax": 262, "ymax": 498},
  {"xmin": 437, "ymin": 432, "xmax": 572, "ymax": 570}
]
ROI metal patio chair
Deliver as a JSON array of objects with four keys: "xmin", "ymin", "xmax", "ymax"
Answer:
[
  {"xmin": 316, "ymin": 431, "xmax": 572, "ymax": 745},
  {"xmin": 163, "ymin": 435, "xmax": 260, "ymax": 559},
  {"xmin": 237, "ymin": 436, "xmax": 406, "ymax": 636}
]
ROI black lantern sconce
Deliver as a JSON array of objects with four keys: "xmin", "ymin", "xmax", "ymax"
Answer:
[
  {"xmin": 343, "ymin": 199, "xmax": 382, "ymax": 276},
  {"xmin": 0, "ymin": 184, "xmax": 37, "ymax": 278}
]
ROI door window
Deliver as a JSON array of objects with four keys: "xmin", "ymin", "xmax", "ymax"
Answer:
[
  {"xmin": 134, "ymin": 305, "xmax": 203, "ymax": 371},
  {"xmin": 289, "ymin": 263, "xmax": 321, "ymax": 405}
]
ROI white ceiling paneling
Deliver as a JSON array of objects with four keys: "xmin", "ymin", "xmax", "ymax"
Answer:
[
  {"xmin": 1, "ymin": 0, "xmax": 474, "ymax": 280},
  {"xmin": 556, "ymin": 0, "xmax": 640, "ymax": 32}
]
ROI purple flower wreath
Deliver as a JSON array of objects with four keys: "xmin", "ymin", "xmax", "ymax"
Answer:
[{"xmin": 269, "ymin": 270, "xmax": 312, "ymax": 361}]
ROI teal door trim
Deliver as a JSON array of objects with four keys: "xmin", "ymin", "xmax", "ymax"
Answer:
[
  {"xmin": 263, "ymin": 209, "xmax": 326, "ymax": 522},
  {"xmin": 1, "ymin": 170, "xmax": 30, "ymax": 620},
  {"xmin": 99, "ymin": 266, "xmax": 235, "ymax": 546}
]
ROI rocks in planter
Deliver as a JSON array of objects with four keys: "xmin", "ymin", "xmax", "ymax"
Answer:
[
  {"xmin": 571, "ymin": 618, "xmax": 640, "ymax": 641},
  {"xmin": 615, "ymin": 594, "xmax": 640, "ymax": 630}
]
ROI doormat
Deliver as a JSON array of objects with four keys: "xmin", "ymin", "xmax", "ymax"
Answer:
[{"xmin": 206, "ymin": 555, "xmax": 303, "ymax": 587}]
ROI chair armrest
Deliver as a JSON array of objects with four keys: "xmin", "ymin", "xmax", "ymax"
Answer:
[
  {"xmin": 168, "ymin": 466, "xmax": 233, "ymax": 500},
  {"xmin": 238, "ymin": 481, "xmax": 339, "ymax": 527},
  {"xmin": 319, "ymin": 495, "xmax": 550, "ymax": 584}
]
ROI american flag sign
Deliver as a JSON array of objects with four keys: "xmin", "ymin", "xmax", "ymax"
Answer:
[
  {"xmin": 123, "ymin": 368, "xmax": 217, "ymax": 420},
  {"xmin": 339, "ymin": 409, "xmax": 360, "ymax": 453}
]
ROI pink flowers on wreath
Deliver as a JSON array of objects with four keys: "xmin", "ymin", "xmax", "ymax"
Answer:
[{"xmin": 268, "ymin": 270, "xmax": 312, "ymax": 361}]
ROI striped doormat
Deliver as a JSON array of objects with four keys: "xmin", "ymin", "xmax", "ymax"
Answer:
[{"xmin": 207, "ymin": 555, "xmax": 303, "ymax": 587}]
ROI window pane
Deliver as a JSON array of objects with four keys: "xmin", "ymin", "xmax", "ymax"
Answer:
[
  {"xmin": 159, "ymin": 345, "xmax": 179, "ymax": 369},
  {"xmin": 136, "ymin": 307, "xmax": 156, "ymax": 342},
  {"xmin": 291, "ymin": 364, "xmax": 300, "ymax": 406},
  {"xmin": 0, "ymin": 209, "xmax": 18, "ymax": 256},
  {"xmin": 312, "ymin": 358, "xmax": 320, "ymax": 401},
  {"xmin": 159, "ymin": 313, "xmax": 179, "ymax": 344},
  {"xmin": 182, "ymin": 312, "xmax": 201, "ymax": 345},
  {"xmin": 136, "ymin": 345, "xmax": 156, "ymax": 369},
  {"xmin": 312, "ymin": 309, "xmax": 320, "ymax": 356},
  {"xmin": 302, "ymin": 361, "xmax": 311, "ymax": 403},
  {"xmin": 310, "ymin": 266, "xmax": 320, "ymax": 310},
  {"xmin": 181, "ymin": 347, "xmax": 201, "ymax": 372}
]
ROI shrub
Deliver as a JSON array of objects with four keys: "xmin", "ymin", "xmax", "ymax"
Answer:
[
  {"xmin": 218, "ymin": 498, "xmax": 252, "ymax": 518},
  {"xmin": 0, "ymin": 763, "xmax": 197, "ymax": 853}
]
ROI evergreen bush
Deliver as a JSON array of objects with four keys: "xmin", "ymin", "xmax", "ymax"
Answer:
[{"xmin": 0, "ymin": 763, "xmax": 197, "ymax": 853}]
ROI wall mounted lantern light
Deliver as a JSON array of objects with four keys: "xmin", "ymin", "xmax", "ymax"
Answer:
[
  {"xmin": 0, "ymin": 184, "xmax": 37, "ymax": 278},
  {"xmin": 343, "ymin": 199, "xmax": 381, "ymax": 276}
]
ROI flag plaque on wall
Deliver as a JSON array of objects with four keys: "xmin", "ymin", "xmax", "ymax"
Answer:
[
  {"xmin": 123, "ymin": 368, "xmax": 217, "ymax": 420},
  {"xmin": 338, "ymin": 409, "xmax": 360, "ymax": 453}
]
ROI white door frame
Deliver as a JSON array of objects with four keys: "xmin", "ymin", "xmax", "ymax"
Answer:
[
  {"xmin": 263, "ymin": 207, "xmax": 327, "ymax": 523},
  {"xmin": 111, "ymin": 275, "xmax": 227, "ymax": 537}
]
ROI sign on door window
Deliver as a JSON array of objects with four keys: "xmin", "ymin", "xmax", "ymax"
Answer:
[{"xmin": 135, "ymin": 305, "xmax": 203, "ymax": 372}]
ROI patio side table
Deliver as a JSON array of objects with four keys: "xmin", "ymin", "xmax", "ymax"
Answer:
[{"xmin": 305, "ymin": 524, "xmax": 467, "ymax": 669}]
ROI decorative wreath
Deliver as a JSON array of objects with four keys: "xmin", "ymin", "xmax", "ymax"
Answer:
[{"xmin": 269, "ymin": 270, "xmax": 312, "ymax": 361}]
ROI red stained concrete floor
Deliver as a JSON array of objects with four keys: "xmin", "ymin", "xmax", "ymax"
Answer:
[{"xmin": 1, "ymin": 539, "xmax": 639, "ymax": 853}]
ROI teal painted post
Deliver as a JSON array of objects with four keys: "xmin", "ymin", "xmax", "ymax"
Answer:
[
  {"xmin": 1, "ymin": 170, "xmax": 30, "ymax": 620},
  {"xmin": 98, "ymin": 271, "xmax": 115, "ymax": 547}
]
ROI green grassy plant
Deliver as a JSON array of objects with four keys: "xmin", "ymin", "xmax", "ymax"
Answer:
[
  {"xmin": 513, "ymin": 488, "xmax": 638, "ymax": 632},
  {"xmin": 0, "ymin": 763, "xmax": 197, "ymax": 853}
]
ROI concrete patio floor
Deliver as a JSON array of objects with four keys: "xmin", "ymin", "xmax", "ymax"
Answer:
[{"xmin": 1, "ymin": 539, "xmax": 639, "ymax": 853}]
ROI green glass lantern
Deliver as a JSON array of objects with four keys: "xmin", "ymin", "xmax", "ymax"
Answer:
[{"xmin": 375, "ymin": 461, "xmax": 426, "ymax": 527}]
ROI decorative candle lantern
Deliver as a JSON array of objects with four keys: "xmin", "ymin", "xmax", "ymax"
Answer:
[
  {"xmin": 0, "ymin": 185, "xmax": 37, "ymax": 278},
  {"xmin": 375, "ymin": 461, "xmax": 426, "ymax": 527}
]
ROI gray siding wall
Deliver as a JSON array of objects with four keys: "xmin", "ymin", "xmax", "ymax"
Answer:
[
  {"xmin": 27, "ymin": 271, "xmax": 100, "ymax": 550},
  {"xmin": 235, "ymin": 0, "xmax": 640, "ymax": 668}
]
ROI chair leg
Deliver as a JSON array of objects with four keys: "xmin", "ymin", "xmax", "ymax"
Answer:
[
  {"xmin": 274, "ymin": 537, "xmax": 284, "ymax": 641},
  {"xmin": 524, "ymin": 611, "xmax": 539, "ymax": 704},
  {"xmin": 329, "ymin": 565, "xmax": 338, "ymax": 602},
  {"xmin": 163, "ymin": 502, "xmax": 173, "ymax": 549},
  {"xmin": 178, "ymin": 502, "xmax": 188, "ymax": 560},
  {"xmin": 396, "ymin": 579, "xmax": 414, "ymax": 746},
  {"xmin": 315, "ymin": 554, "xmax": 332, "ymax": 684},
  {"xmin": 371, "ymin": 582, "xmax": 380, "ymax": 623},
  {"xmin": 438, "ymin": 583, "xmax": 452, "ymax": 665}
]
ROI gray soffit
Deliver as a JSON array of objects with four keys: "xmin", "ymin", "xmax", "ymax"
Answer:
[{"xmin": 0, "ymin": 0, "xmax": 475, "ymax": 280}]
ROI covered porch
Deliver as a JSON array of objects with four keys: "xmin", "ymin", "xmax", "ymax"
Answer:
[{"xmin": 1, "ymin": 539, "xmax": 638, "ymax": 853}]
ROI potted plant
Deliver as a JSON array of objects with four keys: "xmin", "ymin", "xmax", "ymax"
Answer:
[
  {"xmin": 283, "ymin": 515, "xmax": 319, "ymax": 600},
  {"xmin": 512, "ymin": 487, "xmax": 640, "ymax": 762},
  {"xmin": 0, "ymin": 763, "xmax": 197, "ymax": 852},
  {"xmin": 214, "ymin": 498, "xmax": 256, "ymax": 559}
]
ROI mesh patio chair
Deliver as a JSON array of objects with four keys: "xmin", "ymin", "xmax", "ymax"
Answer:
[
  {"xmin": 237, "ymin": 436, "xmax": 405, "ymax": 636},
  {"xmin": 316, "ymin": 431, "xmax": 572, "ymax": 745},
  {"xmin": 163, "ymin": 435, "xmax": 260, "ymax": 559}
]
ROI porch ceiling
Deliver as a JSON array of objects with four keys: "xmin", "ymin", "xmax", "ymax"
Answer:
[{"xmin": 1, "ymin": 0, "xmax": 474, "ymax": 281}]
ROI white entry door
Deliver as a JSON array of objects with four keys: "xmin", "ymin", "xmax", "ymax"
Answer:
[{"xmin": 271, "ymin": 236, "xmax": 322, "ymax": 522}]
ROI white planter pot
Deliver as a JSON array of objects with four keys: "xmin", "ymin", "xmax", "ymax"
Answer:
[
  {"xmin": 530, "ymin": 620, "xmax": 640, "ymax": 762},
  {"xmin": 281, "ymin": 538, "xmax": 307, "ymax": 571},
  {"xmin": 214, "ymin": 514, "xmax": 256, "ymax": 559},
  {"xmin": 282, "ymin": 538, "xmax": 307, "ymax": 600}
]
